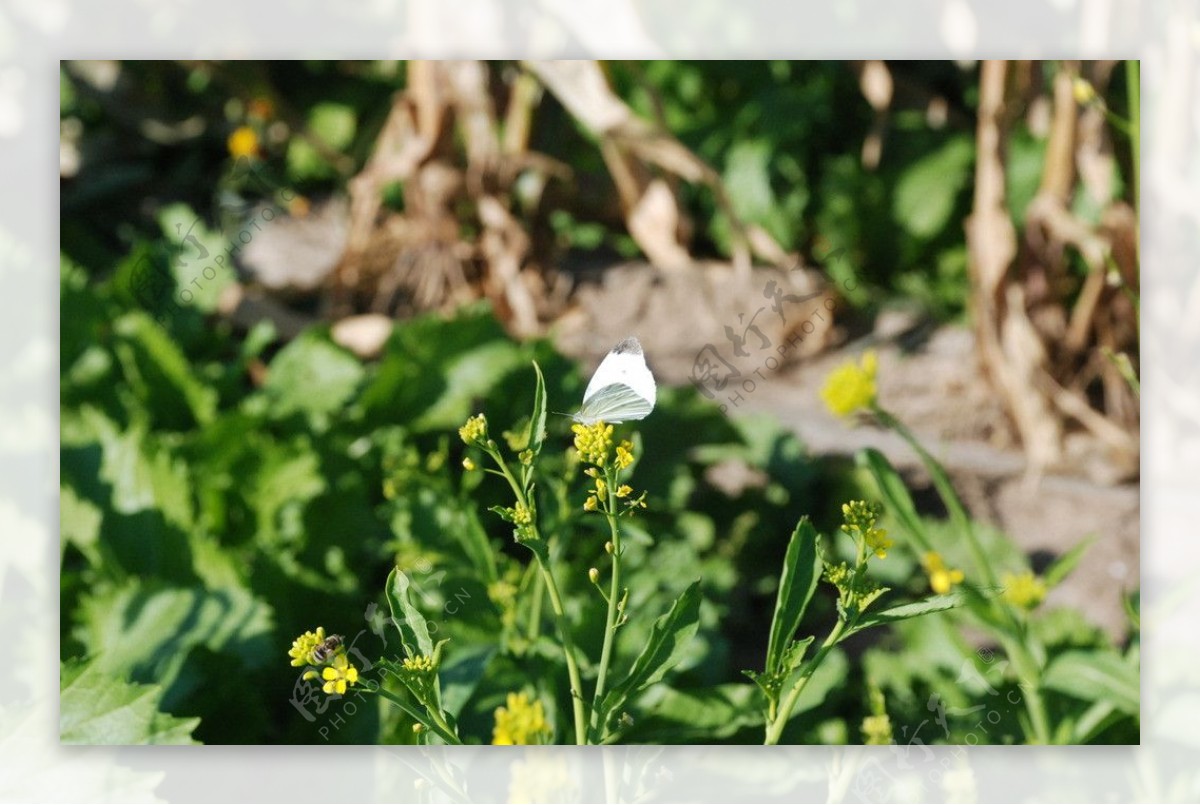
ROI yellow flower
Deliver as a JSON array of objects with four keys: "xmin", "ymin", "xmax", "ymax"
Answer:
[
  {"xmin": 1001, "ymin": 570, "xmax": 1047, "ymax": 610},
  {"xmin": 616, "ymin": 484, "xmax": 632, "ymax": 498},
  {"xmin": 572, "ymin": 422, "xmax": 613, "ymax": 466},
  {"xmin": 583, "ymin": 495, "xmax": 598, "ymax": 512},
  {"xmin": 492, "ymin": 692, "xmax": 549, "ymax": 745},
  {"xmin": 227, "ymin": 126, "xmax": 260, "ymax": 160},
  {"xmin": 862, "ymin": 713, "xmax": 893, "ymax": 745},
  {"xmin": 462, "ymin": 457, "xmax": 476, "ymax": 471},
  {"xmin": 594, "ymin": 477, "xmax": 607, "ymax": 498},
  {"xmin": 1072, "ymin": 76, "xmax": 1097, "ymax": 106},
  {"xmin": 921, "ymin": 552, "xmax": 965, "ymax": 595},
  {"xmin": 288, "ymin": 627, "xmax": 326, "ymax": 667},
  {"xmin": 402, "ymin": 654, "xmax": 435, "ymax": 673},
  {"xmin": 615, "ymin": 440, "xmax": 635, "ymax": 470},
  {"xmin": 512, "ymin": 502, "xmax": 532, "ymax": 526},
  {"xmin": 319, "ymin": 653, "xmax": 359, "ymax": 695},
  {"xmin": 820, "ymin": 350, "xmax": 878, "ymax": 418},
  {"xmin": 459, "ymin": 414, "xmax": 488, "ymax": 447},
  {"xmin": 841, "ymin": 500, "xmax": 892, "ymax": 559}
]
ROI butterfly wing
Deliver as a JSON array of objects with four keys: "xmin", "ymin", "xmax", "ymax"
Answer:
[{"xmin": 573, "ymin": 383, "xmax": 654, "ymax": 424}]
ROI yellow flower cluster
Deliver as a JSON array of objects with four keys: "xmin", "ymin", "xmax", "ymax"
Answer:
[
  {"xmin": 1001, "ymin": 570, "xmax": 1047, "ymax": 610},
  {"xmin": 512, "ymin": 503, "xmax": 533, "ymax": 526},
  {"xmin": 402, "ymin": 654, "xmax": 436, "ymax": 674},
  {"xmin": 862, "ymin": 713, "xmax": 894, "ymax": 745},
  {"xmin": 458, "ymin": 414, "xmax": 489, "ymax": 447},
  {"xmin": 820, "ymin": 350, "xmax": 878, "ymax": 418},
  {"xmin": 288, "ymin": 627, "xmax": 327, "ymax": 667},
  {"xmin": 492, "ymin": 692, "xmax": 550, "ymax": 745},
  {"xmin": 841, "ymin": 500, "xmax": 893, "ymax": 559},
  {"xmin": 572, "ymin": 422, "xmax": 614, "ymax": 466},
  {"xmin": 921, "ymin": 552, "xmax": 965, "ymax": 595}
]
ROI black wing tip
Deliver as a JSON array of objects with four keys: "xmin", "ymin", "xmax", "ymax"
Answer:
[{"xmin": 611, "ymin": 337, "xmax": 643, "ymax": 355}]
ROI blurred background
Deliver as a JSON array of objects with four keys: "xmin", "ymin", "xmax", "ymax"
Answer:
[{"xmin": 59, "ymin": 60, "xmax": 1139, "ymax": 744}]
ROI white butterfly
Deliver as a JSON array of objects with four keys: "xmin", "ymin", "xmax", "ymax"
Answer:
[{"xmin": 573, "ymin": 337, "xmax": 657, "ymax": 425}]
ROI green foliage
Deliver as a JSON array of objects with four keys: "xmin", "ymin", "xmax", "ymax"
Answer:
[{"xmin": 61, "ymin": 660, "xmax": 200, "ymax": 745}]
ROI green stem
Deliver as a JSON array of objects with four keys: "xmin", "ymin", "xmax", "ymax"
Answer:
[
  {"xmin": 487, "ymin": 446, "xmax": 589, "ymax": 745},
  {"xmin": 874, "ymin": 408, "xmax": 1052, "ymax": 744},
  {"xmin": 589, "ymin": 470, "xmax": 623, "ymax": 740},
  {"xmin": 526, "ymin": 568, "xmax": 545, "ymax": 642},
  {"xmin": 534, "ymin": 553, "xmax": 589, "ymax": 745},
  {"xmin": 376, "ymin": 687, "xmax": 463, "ymax": 745},
  {"xmin": 764, "ymin": 619, "xmax": 847, "ymax": 745},
  {"xmin": 1126, "ymin": 59, "xmax": 1139, "ymax": 217},
  {"xmin": 875, "ymin": 408, "xmax": 997, "ymax": 590}
]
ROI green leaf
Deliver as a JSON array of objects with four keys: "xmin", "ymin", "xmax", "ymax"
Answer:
[
  {"xmin": 74, "ymin": 582, "xmax": 275, "ymax": 698},
  {"xmin": 625, "ymin": 684, "xmax": 762, "ymax": 742},
  {"xmin": 60, "ymin": 659, "xmax": 200, "ymax": 745},
  {"xmin": 112, "ymin": 311, "xmax": 218, "ymax": 429},
  {"xmin": 892, "ymin": 135, "xmax": 974, "ymax": 240},
  {"xmin": 599, "ymin": 580, "xmax": 702, "ymax": 724},
  {"xmin": 1043, "ymin": 536, "xmax": 1096, "ymax": 589},
  {"xmin": 263, "ymin": 331, "xmax": 365, "ymax": 422},
  {"xmin": 844, "ymin": 593, "xmax": 966, "ymax": 638},
  {"xmin": 386, "ymin": 567, "xmax": 434, "ymax": 658},
  {"xmin": 1042, "ymin": 650, "xmax": 1139, "ymax": 716},
  {"xmin": 766, "ymin": 518, "xmax": 821, "ymax": 676},
  {"xmin": 527, "ymin": 360, "xmax": 549, "ymax": 460}
]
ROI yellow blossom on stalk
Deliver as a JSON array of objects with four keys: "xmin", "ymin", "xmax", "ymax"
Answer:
[
  {"xmin": 492, "ymin": 692, "xmax": 550, "ymax": 745},
  {"xmin": 1072, "ymin": 76, "xmax": 1098, "ymax": 106},
  {"xmin": 1001, "ymin": 570, "xmax": 1047, "ymax": 610},
  {"xmin": 616, "ymin": 485, "xmax": 632, "ymax": 498},
  {"xmin": 595, "ymin": 477, "xmax": 607, "ymax": 498},
  {"xmin": 317, "ymin": 653, "xmax": 359, "ymax": 695},
  {"xmin": 402, "ymin": 654, "xmax": 435, "ymax": 674},
  {"xmin": 572, "ymin": 422, "xmax": 613, "ymax": 466},
  {"xmin": 227, "ymin": 126, "xmax": 260, "ymax": 160},
  {"xmin": 841, "ymin": 500, "xmax": 892, "ymax": 559},
  {"xmin": 288, "ymin": 627, "xmax": 326, "ymax": 667},
  {"xmin": 458, "ymin": 414, "xmax": 488, "ymax": 447},
  {"xmin": 615, "ymin": 440, "xmax": 635, "ymax": 470},
  {"xmin": 862, "ymin": 713, "xmax": 894, "ymax": 745},
  {"xmin": 921, "ymin": 552, "xmax": 965, "ymax": 595},
  {"xmin": 512, "ymin": 503, "xmax": 533, "ymax": 526},
  {"xmin": 820, "ymin": 350, "xmax": 878, "ymax": 418},
  {"xmin": 583, "ymin": 495, "xmax": 598, "ymax": 512}
]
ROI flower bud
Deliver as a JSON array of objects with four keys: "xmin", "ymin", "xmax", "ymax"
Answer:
[
  {"xmin": 588, "ymin": 567, "xmax": 600, "ymax": 584},
  {"xmin": 605, "ymin": 541, "xmax": 614, "ymax": 555}
]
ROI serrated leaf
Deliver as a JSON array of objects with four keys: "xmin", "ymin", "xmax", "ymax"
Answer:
[
  {"xmin": 598, "ymin": 581, "xmax": 702, "ymax": 727},
  {"xmin": 385, "ymin": 567, "xmax": 434, "ymax": 658},
  {"xmin": 1043, "ymin": 536, "xmax": 1096, "ymax": 589},
  {"xmin": 766, "ymin": 518, "xmax": 821, "ymax": 676},
  {"xmin": 1042, "ymin": 650, "xmax": 1139, "ymax": 716},
  {"xmin": 113, "ymin": 311, "xmax": 218, "ymax": 429},
  {"xmin": 60, "ymin": 659, "xmax": 200, "ymax": 745},
  {"xmin": 74, "ymin": 582, "xmax": 275, "ymax": 698},
  {"xmin": 845, "ymin": 593, "xmax": 966, "ymax": 638}
]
